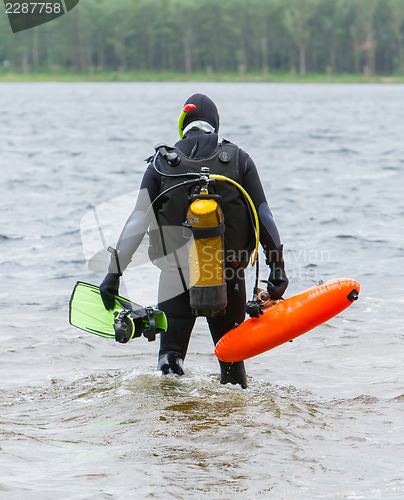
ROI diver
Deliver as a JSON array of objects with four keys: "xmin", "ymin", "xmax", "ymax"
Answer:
[{"xmin": 99, "ymin": 93, "xmax": 288, "ymax": 389}]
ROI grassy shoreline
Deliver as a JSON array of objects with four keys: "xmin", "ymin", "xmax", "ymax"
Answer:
[{"xmin": 1, "ymin": 70, "xmax": 404, "ymax": 84}]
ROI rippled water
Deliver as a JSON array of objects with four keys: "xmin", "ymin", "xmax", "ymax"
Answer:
[{"xmin": 1, "ymin": 83, "xmax": 403, "ymax": 499}]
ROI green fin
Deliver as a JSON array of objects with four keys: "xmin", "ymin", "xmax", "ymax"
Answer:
[{"xmin": 69, "ymin": 282, "xmax": 167, "ymax": 339}]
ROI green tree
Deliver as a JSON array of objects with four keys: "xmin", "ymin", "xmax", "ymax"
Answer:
[
  {"xmin": 0, "ymin": 0, "xmax": 402, "ymax": 78},
  {"xmin": 389, "ymin": 0, "xmax": 404, "ymax": 73},
  {"xmin": 352, "ymin": 0, "xmax": 379, "ymax": 76},
  {"xmin": 283, "ymin": 0, "xmax": 319, "ymax": 76},
  {"xmin": 317, "ymin": 0, "xmax": 354, "ymax": 73}
]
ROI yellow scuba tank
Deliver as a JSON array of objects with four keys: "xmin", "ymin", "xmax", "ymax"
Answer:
[{"xmin": 186, "ymin": 193, "xmax": 227, "ymax": 317}]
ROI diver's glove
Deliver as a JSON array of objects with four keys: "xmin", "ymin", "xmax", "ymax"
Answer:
[
  {"xmin": 265, "ymin": 245, "xmax": 289, "ymax": 300},
  {"xmin": 100, "ymin": 272, "xmax": 121, "ymax": 310}
]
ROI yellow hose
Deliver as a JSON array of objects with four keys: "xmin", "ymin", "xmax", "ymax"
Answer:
[{"xmin": 209, "ymin": 174, "xmax": 259, "ymax": 266}]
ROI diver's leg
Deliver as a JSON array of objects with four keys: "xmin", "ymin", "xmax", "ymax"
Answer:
[
  {"xmin": 218, "ymin": 359, "xmax": 247, "ymax": 389},
  {"xmin": 157, "ymin": 318, "xmax": 194, "ymax": 375},
  {"xmin": 157, "ymin": 272, "xmax": 195, "ymax": 375},
  {"xmin": 208, "ymin": 269, "xmax": 248, "ymax": 388}
]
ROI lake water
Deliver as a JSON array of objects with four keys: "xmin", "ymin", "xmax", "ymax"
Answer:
[{"xmin": 1, "ymin": 82, "xmax": 403, "ymax": 499}]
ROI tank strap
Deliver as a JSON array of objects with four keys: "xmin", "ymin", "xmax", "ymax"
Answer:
[{"xmin": 189, "ymin": 222, "xmax": 225, "ymax": 239}]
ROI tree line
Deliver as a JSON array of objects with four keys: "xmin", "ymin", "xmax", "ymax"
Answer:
[{"xmin": 1, "ymin": 0, "xmax": 404, "ymax": 77}]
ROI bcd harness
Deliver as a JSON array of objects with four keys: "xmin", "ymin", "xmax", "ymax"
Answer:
[{"xmin": 146, "ymin": 140, "xmax": 261, "ymax": 317}]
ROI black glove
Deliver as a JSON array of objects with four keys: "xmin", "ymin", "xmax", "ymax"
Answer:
[
  {"xmin": 265, "ymin": 244, "xmax": 289, "ymax": 300},
  {"xmin": 99, "ymin": 273, "xmax": 121, "ymax": 310},
  {"xmin": 266, "ymin": 267, "xmax": 289, "ymax": 300}
]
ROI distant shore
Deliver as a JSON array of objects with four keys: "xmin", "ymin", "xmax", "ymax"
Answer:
[{"xmin": 1, "ymin": 70, "xmax": 404, "ymax": 84}]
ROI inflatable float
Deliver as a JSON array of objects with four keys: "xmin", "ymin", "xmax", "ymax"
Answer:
[{"xmin": 215, "ymin": 278, "xmax": 360, "ymax": 362}]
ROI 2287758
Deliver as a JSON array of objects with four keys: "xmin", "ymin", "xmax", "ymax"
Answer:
[{"xmin": 5, "ymin": 2, "xmax": 62, "ymax": 14}]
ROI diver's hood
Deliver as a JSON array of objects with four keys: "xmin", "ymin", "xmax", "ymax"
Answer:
[{"xmin": 182, "ymin": 94, "xmax": 220, "ymax": 133}]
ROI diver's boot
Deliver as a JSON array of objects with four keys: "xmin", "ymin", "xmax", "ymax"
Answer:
[
  {"xmin": 158, "ymin": 351, "xmax": 184, "ymax": 376},
  {"xmin": 219, "ymin": 360, "xmax": 247, "ymax": 389}
]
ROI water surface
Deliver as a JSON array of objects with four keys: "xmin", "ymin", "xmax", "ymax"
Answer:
[{"xmin": 1, "ymin": 82, "xmax": 403, "ymax": 499}]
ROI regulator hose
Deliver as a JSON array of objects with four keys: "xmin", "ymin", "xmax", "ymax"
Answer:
[{"xmin": 209, "ymin": 174, "xmax": 260, "ymax": 267}]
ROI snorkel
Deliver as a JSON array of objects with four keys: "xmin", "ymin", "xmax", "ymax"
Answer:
[{"xmin": 178, "ymin": 104, "xmax": 197, "ymax": 139}]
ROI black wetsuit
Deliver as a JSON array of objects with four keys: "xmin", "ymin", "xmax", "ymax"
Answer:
[
  {"xmin": 109, "ymin": 128, "xmax": 283, "ymax": 384},
  {"xmin": 100, "ymin": 93, "xmax": 287, "ymax": 387}
]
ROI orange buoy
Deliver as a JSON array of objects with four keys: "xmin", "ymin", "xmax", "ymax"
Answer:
[{"xmin": 215, "ymin": 278, "xmax": 360, "ymax": 362}]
